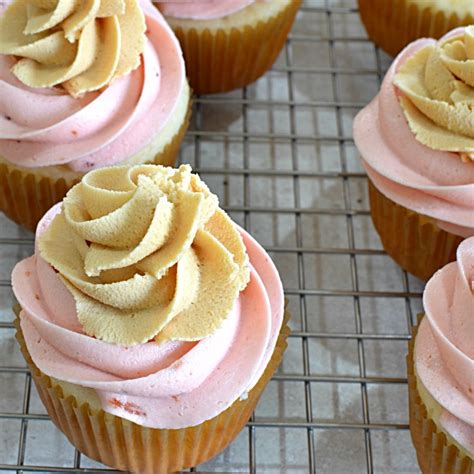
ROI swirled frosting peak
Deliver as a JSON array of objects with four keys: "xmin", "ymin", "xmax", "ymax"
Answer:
[
  {"xmin": 38, "ymin": 165, "xmax": 250, "ymax": 347},
  {"xmin": 393, "ymin": 26, "xmax": 474, "ymax": 162},
  {"xmin": 0, "ymin": 0, "xmax": 146, "ymax": 97}
]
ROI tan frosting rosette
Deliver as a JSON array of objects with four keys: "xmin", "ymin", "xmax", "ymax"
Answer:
[
  {"xmin": 0, "ymin": 0, "xmax": 146, "ymax": 97},
  {"xmin": 394, "ymin": 26, "xmax": 474, "ymax": 162},
  {"xmin": 38, "ymin": 165, "xmax": 250, "ymax": 346}
]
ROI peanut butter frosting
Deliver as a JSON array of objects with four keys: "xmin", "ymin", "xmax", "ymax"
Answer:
[
  {"xmin": 38, "ymin": 164, "xmax": 250, "ymax": 346},
  {"xmin": 0, "ymin": 0, "xmax": 146, "ymax": 97},
  {"xmin": 394, "ymin": 26, "xmax": 474, "ymax": 162}
]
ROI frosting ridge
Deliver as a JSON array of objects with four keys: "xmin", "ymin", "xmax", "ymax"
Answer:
[
  {"xmin": 394, "ymin": 26, "xmax": 474, "ymax": 161},
  {"xmin": 0, "ymin": 0, "xmax": 146, "ymax": 97},
  {"xmin": 38, "ymin": 164, "xmax": 250, "ymax": 346}
]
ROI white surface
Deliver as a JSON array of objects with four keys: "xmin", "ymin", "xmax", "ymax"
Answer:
[{"xmin": 0, "ymin": 0, "xmax": 425, "ymax": 472}]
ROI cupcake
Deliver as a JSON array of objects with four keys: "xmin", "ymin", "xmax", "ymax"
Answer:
[
  {"xmin": 407, "ymin": 237, "xmax": 473, "ymax": 472},
  {"xmin": 154, "ymin": 0, "xmax": 301, "ymax": 94},
  {"xmin": 0, "ymin": 0, "xmax": 191, "ymax": 232},
  {"xmin": 11, "ymin": 164, "xmax": 288, "ymax": 473},
  {"xmin": 358, "ymin": 0, "xmax": 474, "ymax": 56},
  {"xmin": 353, "ymin": 27, "xmax": 474, "ymax": 281}
]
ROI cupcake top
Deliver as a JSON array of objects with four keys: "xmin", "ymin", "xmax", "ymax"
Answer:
[
  {"xmin": 0, "ymin": 0, "xmax": 187, "ymax": 172},
  {"xmin": 12, "ymin": 164, "xmax": 284, "ymax": 429},
  {"xmin": 394, "ymin": 26, "xmax": 474, "ymax": 162},
  {"xmin": 353, "ymin": 27, "xmax": 474, "ymax": 237},
  {"xmin": 156, "ymin": 0, "xmax": 267, "ymax": 20},
  {"xmin": 416, "ymin": 237, "xmax": 474, "ymax": 454}
]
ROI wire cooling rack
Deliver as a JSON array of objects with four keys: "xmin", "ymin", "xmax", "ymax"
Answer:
[{"xmin": 0, "ymin": 1, "xmax": 427, "ymax": 472}]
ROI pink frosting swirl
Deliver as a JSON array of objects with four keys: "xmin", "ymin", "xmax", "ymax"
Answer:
[
  {"xmin": 353, "ymin": 28, "xmax": 474, "ymax": 238},
  {"xmin": 156, "ymin": 0, "xmax": 264, "ymax": 20},
  {"xmin": 12, "ymin": 204, "xmax": 284, "ymax": 429},
  {"xmin": 416, "ymin": 237, "xmax": 474, "ymax": 454},
  {"xmin": 0, "ymin": 0, "xmax": 186, "ymax": 173}
]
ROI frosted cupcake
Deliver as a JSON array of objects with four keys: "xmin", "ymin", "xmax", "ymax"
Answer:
[
  {"xmin": 12, "ymin": 164, "xmax": 288, "ymax": 473},
  {"xmin": 155, "ymin": 0, "xmax": 301, "ymax": 94},
  {"xmin": 408, "ymin": 237, "xmax": 473, "ymax": 472},
  {"xmin": 358, "ymin": 0, "xmax": 474, "ymax": 56},
  {"xmin": 0, "ymin": 0, "xmax": 190, "ymax": 231},
  {"xmin": 353, "ymin": 27, "xmax": 474, "ymax": 281}
]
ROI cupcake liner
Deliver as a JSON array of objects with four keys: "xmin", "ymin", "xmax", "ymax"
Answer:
[
  {"xmin": 0, "ymin": 161, "xmax": 74, "ymax": 233},
  {"xmin": 407, "ymin": 320, "xmax": 473, "ymax": 474},
  {"xmin": 169, "ymin": 1, "xmax": 301, "ymax": 94},
  {"xmin": 0, "ymin": 100, "xmax": 191, "ymax": 233},
  {"xmin": 368, "ymin": 180, "xmax": 462, "ymax": 282},
  {"xmin": 14, "ymin": 308, "xmax": 290, "ymax": 473},
  {"xmin": 358, "ymin": 0, "xmax": 474, "ymax": 56}
]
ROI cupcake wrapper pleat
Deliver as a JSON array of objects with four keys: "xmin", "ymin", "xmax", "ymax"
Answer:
[
  {"xmin": 171, "ymin": 1, "xmax": 301, "ymax": 94},
  {"xmin": 15, "ymin": 309, "xmax": 290, "ymax": 474},
  {"xmin": 0, "ymin": 100, "xmax": 191, "ymax": 232},
  {"xmin": 407, "ymin": 321, "xmax": 473, "ymax": 474},
  {"xmin": 0, "ymin": 162, "xmax": 73, "ymax": 233},
  {"xmin": 368, "ymin": 180, "xmax": 462, "ymax": 281},
  {"xmin": 358, "ymin": 0, "xmax": 474, "ymax": 56}
]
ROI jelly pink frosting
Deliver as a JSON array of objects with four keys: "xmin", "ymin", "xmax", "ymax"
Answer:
[
  {"xmin": 0, "ymin": 0, "xmax": 185, "ymax": 173},
  {"xmin": 416, "ymin": 237, "xmax": 474, "ymax": 454},
  {"xmin": 353, "ymin": 28, "xmax": 474, "ymax": 238},
  {"xmin": 12, "ymin": 204, "xmax": 284, "ymax": 429},
  {"xmin": 156, "ymin": 0, "xmax": 263, "ymax": 20}
]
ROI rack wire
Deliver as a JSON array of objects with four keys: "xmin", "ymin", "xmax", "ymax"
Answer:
[{"xmin": 0, "ymin": 1, "xmax": 425, "ymax": 472}]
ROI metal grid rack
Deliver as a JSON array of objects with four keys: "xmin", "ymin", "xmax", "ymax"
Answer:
[{"xmin": 0, "ymin": 1, "xmax": 426, "ymax": 472}]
